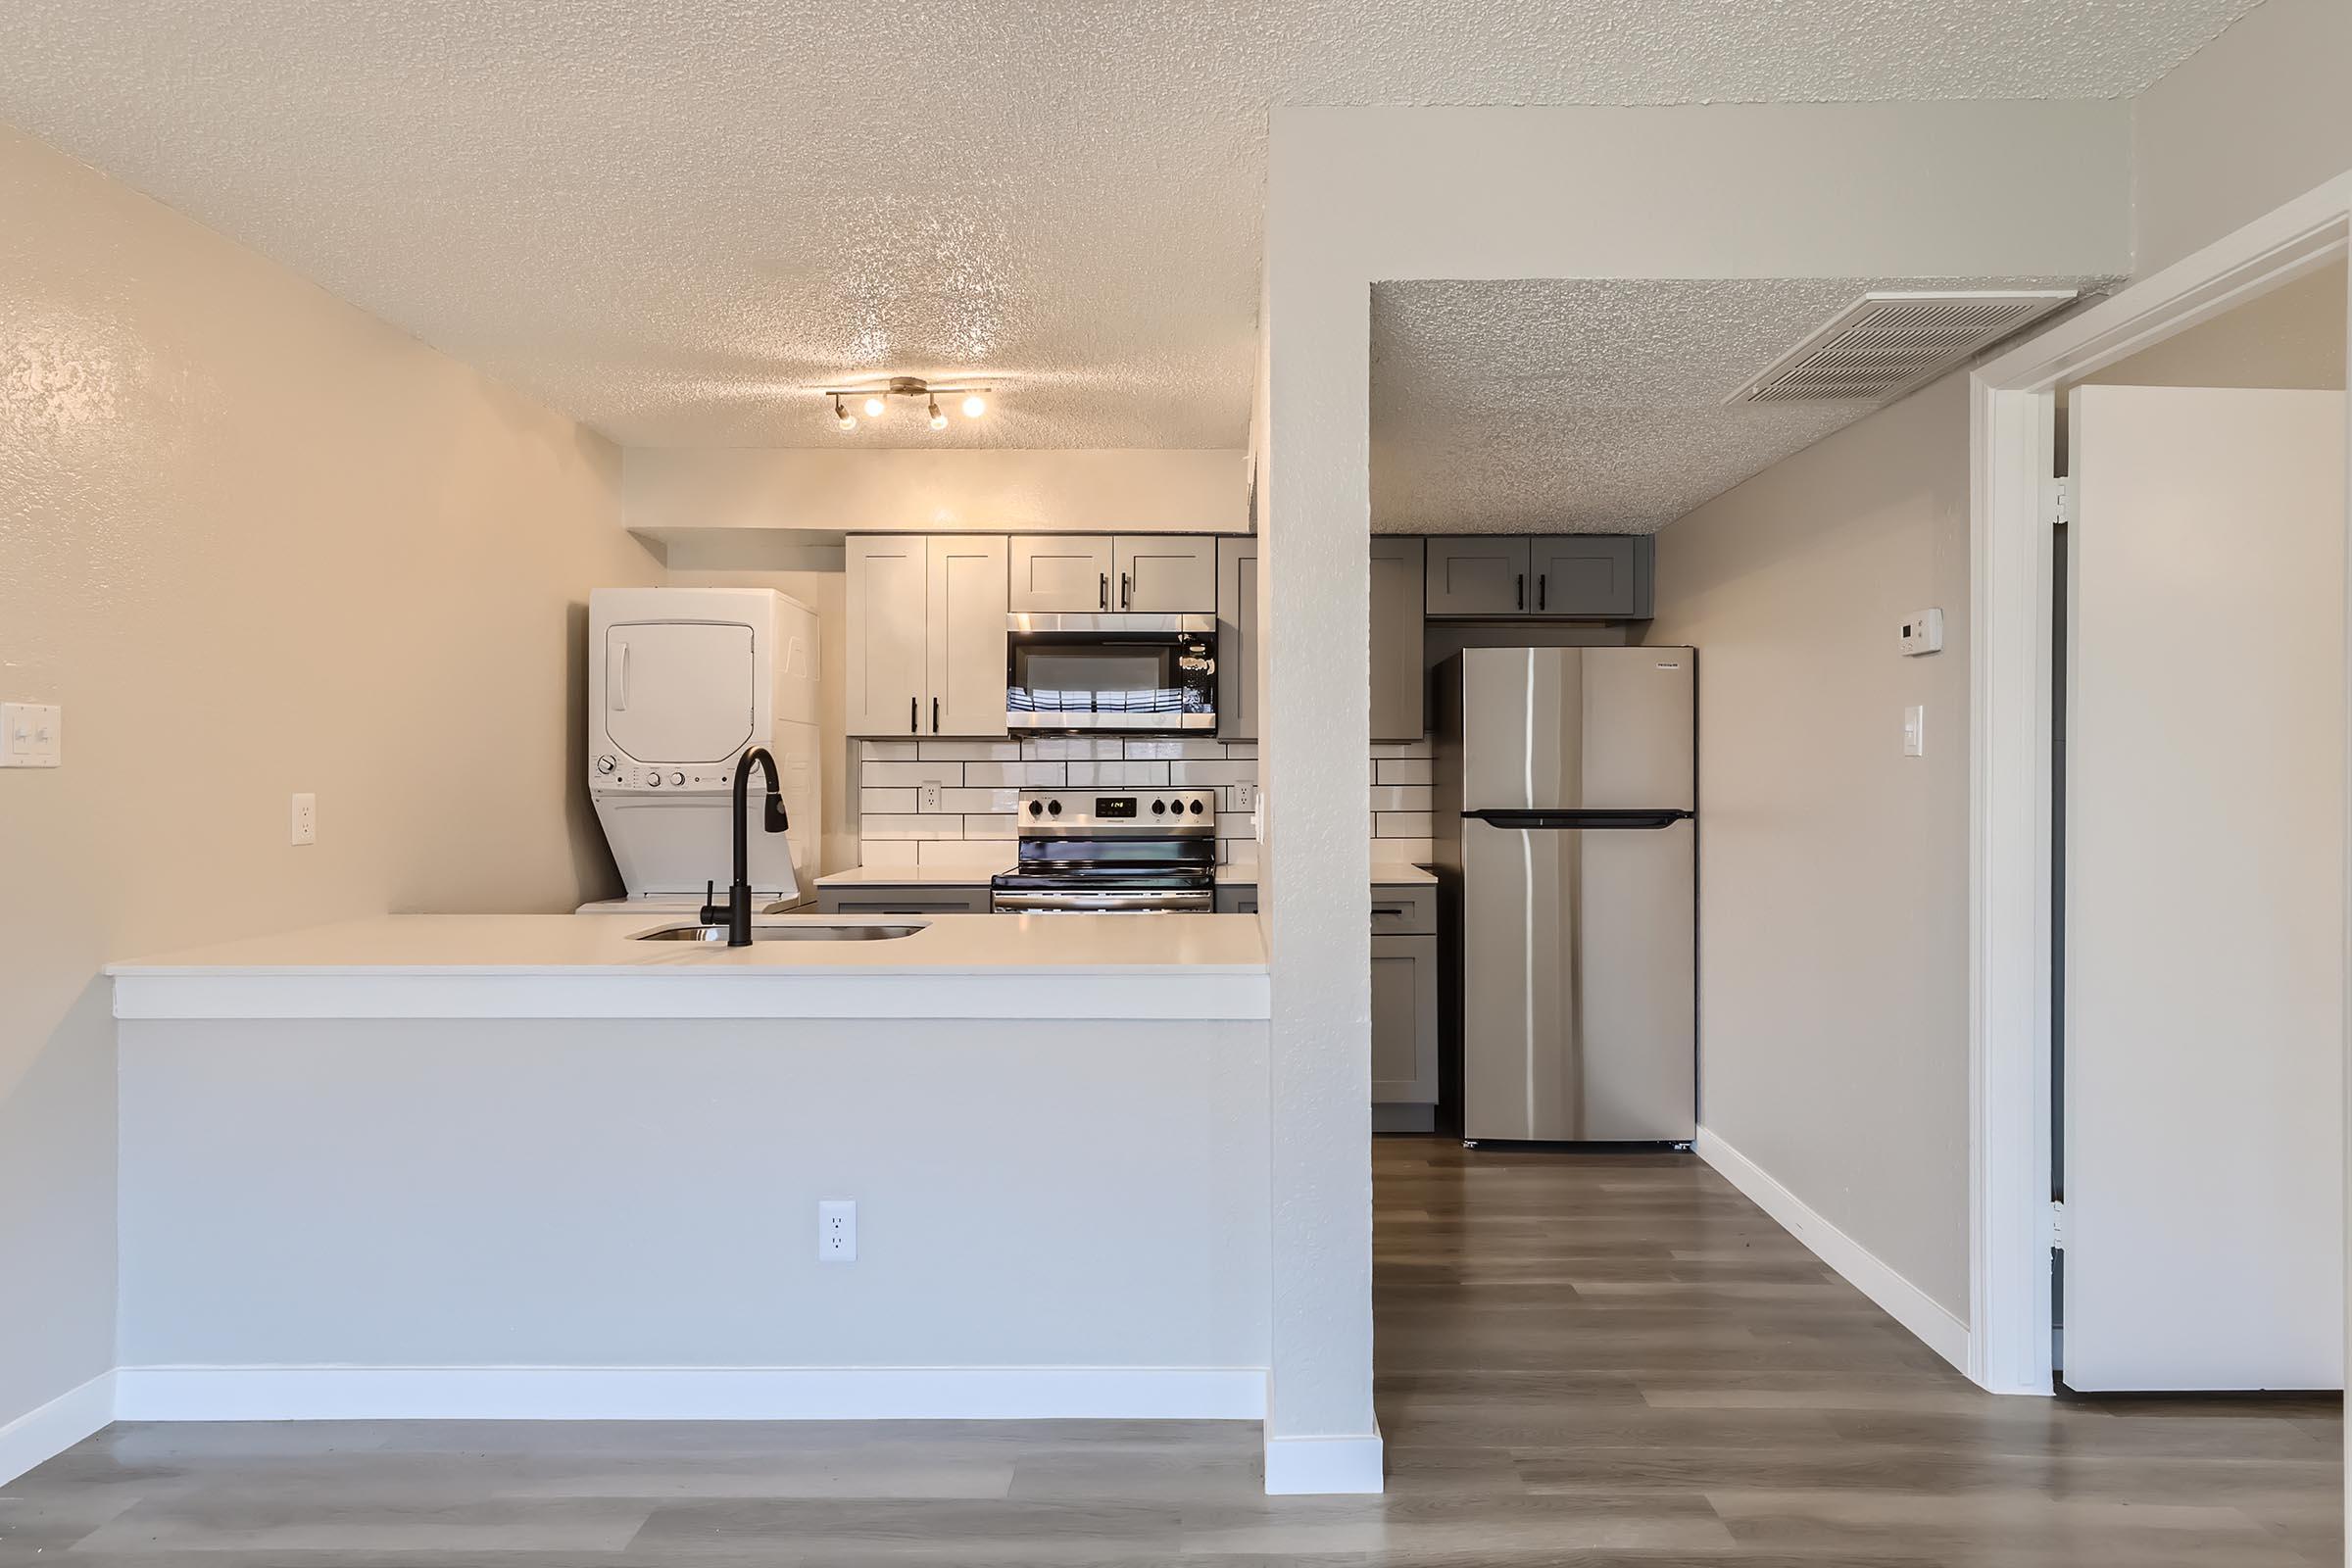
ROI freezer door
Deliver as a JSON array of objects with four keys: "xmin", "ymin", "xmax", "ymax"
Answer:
[
  {"xmin": 1461, "ymin": 815, "xmax": 1694, "ymax": 1141},
  {"xmin": 1457, "ymin": 646, "xmax": 1693, "ymax": 812}
]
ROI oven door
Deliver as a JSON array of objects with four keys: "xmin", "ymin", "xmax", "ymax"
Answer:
[
  {"xmin": 1005, "ymin": 613, "xmax": 1216, "ymax": 732},
  {"xmin": 990, "ymin": 888, "xmax": 1215, "ymax": 913}
]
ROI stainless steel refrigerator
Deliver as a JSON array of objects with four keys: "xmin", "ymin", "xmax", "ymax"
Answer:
[{"xmin": 1433, "ymin": 647, "xmax": 1695, "ymax": 1143}]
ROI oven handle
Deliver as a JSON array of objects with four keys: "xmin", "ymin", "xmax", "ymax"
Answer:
[{"xmin": 991, "ymin": 891, "xmax": 1215, "ymax": 913}]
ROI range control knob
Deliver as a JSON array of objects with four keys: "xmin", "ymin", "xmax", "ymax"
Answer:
[
  {"xmin": 1152, "ymin": 798, "xmax": 1167, "ymax": 815},
  {"xmin": 1028, "ymin": 800, "xmax": 1045, "ymax": 817},
  {"xmin": 670, "ymin": 771, "xmax": 686, "ymax": 786},
  {"xmin": 595, "ymin": 755, "xmax": 616, "ymax": 774},
  {"xmin": 1047, "ymin": 799, "xmax": 1063, "ymax": 816},
  {"xmin": 1188, "ymin": 799, "xmax": 1204, "ymax": 814}
]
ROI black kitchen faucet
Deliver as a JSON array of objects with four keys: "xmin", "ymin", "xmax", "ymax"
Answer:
[{"xmin": 699, "ymin": 745, "xmax": 789, "ymax": 947}]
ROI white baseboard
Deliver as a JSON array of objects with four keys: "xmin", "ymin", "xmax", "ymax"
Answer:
[
  {"xmin": 113, "ymin": 1364, "xmax": 1267, "ymax": 1423},
  {"xmin": 1694, "ymin": 1128, "xmax": 1971, "ymax": 1374},
  {"xmin": 1262, "ymin": 1429, "xmax": 1385, "ymax": 1494},
  {"xmin": 0, "ymin": 1370, "xmax": 116, "ymax": 1487}
]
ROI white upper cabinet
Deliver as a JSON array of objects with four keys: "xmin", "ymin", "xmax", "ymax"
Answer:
[
  {"xmin": 845, "ymin": 535, "xmax": 1008, "ymax": 737},
  {"xmin": 1114, "ymin": 536, "xmax": 1217, "ymax": 612},
  {"xmin": 1008, "ymin": 535, "xmax": 1115, "ymax": 612}
]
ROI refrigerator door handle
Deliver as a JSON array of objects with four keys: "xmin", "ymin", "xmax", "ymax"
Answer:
[{"xmin": 1462, "ymin": 808, "xmax": 1691, "ymax": 830}]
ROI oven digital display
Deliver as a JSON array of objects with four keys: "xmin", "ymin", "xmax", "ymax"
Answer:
[{"xmin": 1095, "ymin": 796, "xmax": 1138, "ymax": 818}]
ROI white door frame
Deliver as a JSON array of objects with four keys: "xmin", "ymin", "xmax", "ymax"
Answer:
[{"xmin": 1967, "ymin": 173, "xmax": 2352, "ymax": 1396}]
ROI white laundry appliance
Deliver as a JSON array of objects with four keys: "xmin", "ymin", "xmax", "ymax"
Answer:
[{"xmin": 579, "ymin": 587, "xmax": 822, "ymax": 912}]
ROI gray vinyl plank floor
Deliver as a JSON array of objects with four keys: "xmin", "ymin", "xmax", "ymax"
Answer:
[{"xmin": 2, "ymin": 1138, "xmax": 2338, "ymax": 1565}]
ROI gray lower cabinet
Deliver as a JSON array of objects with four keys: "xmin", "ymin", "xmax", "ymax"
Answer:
[
  {"xmin": 816, "ymin": 886, "xmax": 993, "ymax": 915},
  {"xmin": 1214, "ymin": 880, "xmax": 1440, "ymax": 1117}
]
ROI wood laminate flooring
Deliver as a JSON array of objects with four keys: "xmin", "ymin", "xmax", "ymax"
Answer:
[{"xmin": 3, "ymin": 1137, "xmax": 2337, "ymax": 1564}]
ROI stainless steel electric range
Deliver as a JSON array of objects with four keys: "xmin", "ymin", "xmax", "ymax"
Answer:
[{"xmin": 989, "ymin": 790, "xmax": 1217, "ymax": 913}]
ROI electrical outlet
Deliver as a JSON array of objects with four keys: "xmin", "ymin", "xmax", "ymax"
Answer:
[
  {"xmin": 817, "ymin": 1199, "xmax": 858, "ymax": 1262},
  {"xmin": 1902, "ymin": 706, "xmax": 1926, "ymax": 758},
  {"xmin": 290, "ymin": 792, "xmax": 318, "ymax": 846},
  {"xmin": 1233, "ymin": 781, "xmax": 1255, "ymax": 812},
  {"xmin": 919, "ymin": 780, "xmax": 944, "ymax": 812}
]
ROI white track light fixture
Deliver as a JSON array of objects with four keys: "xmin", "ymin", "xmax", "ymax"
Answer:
[{"xmin": 818, "ymin": 376, "xmax": 994, "ymax": 435}]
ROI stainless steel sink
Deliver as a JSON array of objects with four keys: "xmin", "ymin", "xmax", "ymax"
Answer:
[{"xmin": 636, "ymin": 923, "xmax": 927, "ymax": 943}]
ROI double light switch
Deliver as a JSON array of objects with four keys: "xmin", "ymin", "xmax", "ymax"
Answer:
[{"xmin": 0, "ymin": 704, "xmax": 62, "ymax": 768}]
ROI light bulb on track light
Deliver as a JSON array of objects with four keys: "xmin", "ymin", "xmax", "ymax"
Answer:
[
  {"xmin": 833, "ymin": 396, "xmax": 857, "ymax": 432},
  {"xmin": 960, "ymin": 394, "xmax": 988, "ymax": 418},
  {"xmin": 928, "ymin": 398, "xmax": 948, "ymax": 430},
  {"xmin": 862, "ymin": 395, "xmax": 887, "ymax": 417}
]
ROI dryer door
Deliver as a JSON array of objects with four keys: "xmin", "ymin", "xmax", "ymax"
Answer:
[{"xmin": 604, "ymin": 621, "xmax": 756, "ymax": 763}]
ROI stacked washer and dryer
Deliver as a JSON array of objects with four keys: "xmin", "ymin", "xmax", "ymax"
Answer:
[{"xmin": 578, "ymin": 587, "xmax": 823, "ymax": 913}]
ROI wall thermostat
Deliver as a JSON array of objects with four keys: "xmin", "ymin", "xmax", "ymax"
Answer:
[{"xmin": 1898, "ymin": 609, "xmax": 1944, "ymax": 657}]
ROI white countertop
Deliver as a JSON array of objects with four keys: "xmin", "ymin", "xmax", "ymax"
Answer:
[{"xmin": 108, "ymin": 912, "xmax": 1269, "ymax": 1023}]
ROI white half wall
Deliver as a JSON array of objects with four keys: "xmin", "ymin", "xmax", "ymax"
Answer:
[
  {"xmin": 117, "ymin": 1017, "xmax": 1270, "ymax": 1409},
  {"xmin": 1645, "ymin": 373, "xmax": 1975, "ymax": 1326},
  {"xmin": 0, "ymin": 124, "xmax": 657, "ymax": 1468},
  {"xmin": 624, "ymin": 447, "xmax": 1248, "ymax": 537}
]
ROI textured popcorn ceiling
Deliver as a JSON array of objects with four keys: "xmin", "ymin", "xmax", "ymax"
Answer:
[
  {"xmin": 1370, "ymin": 276, "xmax": 2116, "ymax": 533},
  {"xmin": 0, "ymin": 1, "xmax": 2243, "ymax": 450}
]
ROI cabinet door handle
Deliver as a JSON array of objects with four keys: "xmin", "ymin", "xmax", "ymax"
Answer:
[
  {"xmin": 932, "ymin": 696, "xmax": 941, "ymax": 733},
  {"xmin": 1121, "ymin": 570, "xmax": 1132, "ymax": 609},
  {"xmin": 909, "ymin": 696, "xmax": 918, "ymax": 734},
  {"xmin": 1100, "ymin": 572, "xmax": 1109, "ymax": 610},
  {"xmin": 1538, "ymin": 573, "xmax": 1546, "ymax": 612},
  {"xmin": 1516, "ymin": 573, "xmax": 1526, "ymax": 611}
]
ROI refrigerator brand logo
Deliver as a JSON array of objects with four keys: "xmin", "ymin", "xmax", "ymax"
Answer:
[{"xmin": 1655, "ymin": 662, "xmax": 1683, "ymax": 669}]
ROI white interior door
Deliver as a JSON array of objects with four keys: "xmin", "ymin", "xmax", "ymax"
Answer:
[{"xmin": 2065, "ymin": 385, "xmax": 2347, "ymax": 1391}]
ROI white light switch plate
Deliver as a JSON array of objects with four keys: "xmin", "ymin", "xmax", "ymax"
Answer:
[
  {"xmin": 0, "ymin": 703, "xmax": 62, "ymax": 768},
  {"xmin": 1902, "ymin": 705, "xmax": 1926, "ymax": 758}
]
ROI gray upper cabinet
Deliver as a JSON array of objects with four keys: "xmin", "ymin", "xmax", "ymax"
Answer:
[
  {"xmin": 1008, "ymin": 535, "xmax": 1115, "ymax": 612},
  {"xmin": 1529, "ymin": 535, "xmax": 1650, "ymax": 618},
  {"xmin": 1426, "ymin": 534, "xmax": 1653, "ymax": 619},
  {"xmin": 1215, "ymin": 535, "xmax": 1261, "ymax": 741},
  {"xmin": 1425, "ymin": 537, "xmax": 1533, "ymax": 615},
  {"xmin": 1369, "ymin": 537, "xmax": 1426, "ymax": 741},
  {"xmin": 1115, "ymin": 536, "xmax": 1217, "ymax": 612}
]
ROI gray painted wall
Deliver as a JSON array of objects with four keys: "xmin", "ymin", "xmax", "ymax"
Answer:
[{"xmin": 1645, "ymin": 372, "xmax": 1975, "ymax": 1318}]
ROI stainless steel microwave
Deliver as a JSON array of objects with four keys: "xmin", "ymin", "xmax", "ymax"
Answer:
[{"xmin": 1004, "ymin": 613, "xmax": 1217, "ymax": 732}]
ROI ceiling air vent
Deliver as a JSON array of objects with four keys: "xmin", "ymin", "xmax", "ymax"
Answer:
[{"xmin": 1730, "ymin": 289, "xmax": 2078, "ymax": 404}]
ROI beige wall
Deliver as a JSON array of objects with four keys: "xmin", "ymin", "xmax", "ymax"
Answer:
[
  {"xmin": 2082, "ymin": 259, "xmax": 2346, "ymax": 390},
  {"xmin": 2132, "ymin": 0, "xmax": 2352, "ymax": 272},
  {"xmin": 0, "ymin": 125, "xmax": 658, "ymax": 1430},
  {"xmin": 625, "ymin": 447, "xmax": 1248, "ymax": 537},
  {"xmin": 1645, "ymin": 372, "xmax": 1974, "ymax": 1319}
]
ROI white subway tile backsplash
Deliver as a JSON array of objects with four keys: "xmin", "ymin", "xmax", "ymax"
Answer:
[
  {"xmin": 1374, "ymin": 838, "xmax": 1435, "ymax": 866},
  {"xmin": 851, "ymin": 730, "xmax": 1437, "ymax": 867},
  {"xmin": 1367, "ymin": 785, "xmax": 1433, "ymax": 812},
  {"xmin": 941, "ymin": 786, "xmax": 1019, "ymax": 814},
  {"xmin": 862, "ymin": 760, "xmax": 958, "ymax": 786},
  {"xmin": 1169, "ymin": 760, "xmax": 1255, "ymax": 787},
  {"xmin": 919, "ymin": 740, "xmax": 1021, "ymax": 761},
  {"xmin": 858, "ymin": 814, "xmax": 939, "ymax": 841},
  {"xmin": 964, "ymin": 760, "xmax": 1065, "ymax": 787},
  {"xmin": 1124, "ymin": 738, "xmax": 1228, "ymax": 760}
]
